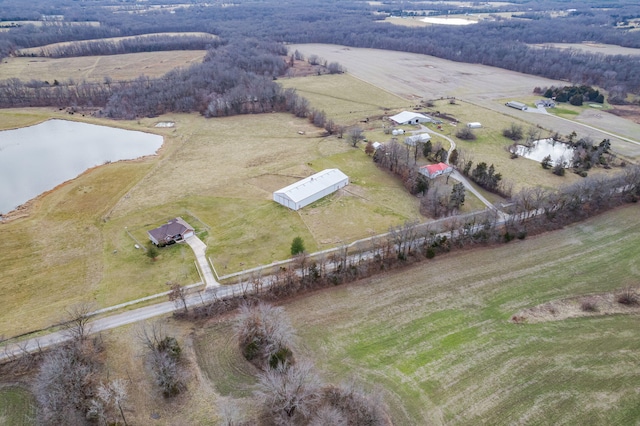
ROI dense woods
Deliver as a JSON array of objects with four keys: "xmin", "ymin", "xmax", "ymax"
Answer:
[
  {"xmin": 1, "ymin": 0, "xmax": 640, "ymax": 102},
  {"xmin": 0, "ymin": 40, "xmax": 304, "ymax": 119}
]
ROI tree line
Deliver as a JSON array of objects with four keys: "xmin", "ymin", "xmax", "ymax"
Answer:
[
  {"xmin": 2, "ymin": 1, "xmax": 640, "ymax": 99},
  {"xmin": 0, "ymin": 40, "xmax": 307, "ymax": 120}
]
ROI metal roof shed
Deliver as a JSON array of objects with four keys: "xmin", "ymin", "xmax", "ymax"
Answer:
[
  {"xmin": 273, "ymin": 169, "xmax": 349, "ymax": 211},
  {"xmin": 389, "ymin": 111, "xmax": 432, "ymax": 125}
]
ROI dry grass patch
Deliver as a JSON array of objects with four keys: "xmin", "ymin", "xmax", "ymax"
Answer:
[
  {"xmin": 278, "ymin": 73, "xmax": 410, "ymax": 125},
  {"xmin": 512, "ymin": 286, "xmax": 640, "ymax": 323},
  {"xmin": 97, "ymin": 321, "xmax": 221, "ymax": 425},
  {"xmin": 0, "ymin": 51, "xmax": 207, "ymax": 83},
  {"xmin": 0, "ymin": 109, "xmax": 51, "ymax": 130},
  {"xmin": 17, "ymin": 32, "xmax": 216, "ymax": 56}
]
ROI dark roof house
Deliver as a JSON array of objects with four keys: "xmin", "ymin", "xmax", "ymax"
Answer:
[{"xmin": 148, "ymin": 217, "xmax": 195, "ymax": 246}]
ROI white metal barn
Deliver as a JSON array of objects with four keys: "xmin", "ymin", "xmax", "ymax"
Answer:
[
  {"xmin": 273, "ymin": 169, "xmax": 349, "ymax": 211},
  {"xmin": 389, "ymin": 111, "xmax": 432, "ymax": 125}
]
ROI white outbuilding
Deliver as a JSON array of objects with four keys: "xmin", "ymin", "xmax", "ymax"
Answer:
[
  {"xmin": 273, "ymin": 169, "xmax": 349, "ymax": 211},
  {"xmin": 404, "ymin": 133, "xmax": 431, "ymax": 146},
  {"xmin": 389, "ymin": 111, "xmax": 433, "ymax": 125}
]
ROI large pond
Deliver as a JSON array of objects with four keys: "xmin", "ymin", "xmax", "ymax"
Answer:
[
  {"xmin": 0, "ymin": 119, "xmax": 163, "ymax": 214},
  {"xmin": 515, "ymin": 138, "xmax": 575, "ymax": 167}
]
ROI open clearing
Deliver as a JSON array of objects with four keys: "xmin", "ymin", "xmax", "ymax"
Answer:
[
  {"xmin": 289, "ymin": 44, "xmax": 640, "ymax": 158},
  {"xmin": 194, "ymin": 205, "xmax": 640, "ymax": 425},
  {"xmin": 0, "ymin": 50, "xmax": 206, "ymax": 83},
  {"xmin": 530, "ymin": 42, "xmax": 640, "ymax": 56},
  {"xmin": 16, "ymin": 32, "xmax": 217, "ymax": 56}
]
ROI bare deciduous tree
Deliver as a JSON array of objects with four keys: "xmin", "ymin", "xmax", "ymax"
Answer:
[
  {"xmin": 235, "ymin": 302, "xmax": 296, "ymax": 369},
  {"xmin": 63, "ymin": 301, "xmax": 96, "ymax": 342},
  {"xmin": 167, "ymin": 281, "xmax": 188, "ymax": 314},
  {"xmin": 137, "ymin": 321, "xmax": 185, "ymax": 397},
  {"xmin": 321, "ymin": 382, "xmax": 391, "ymax": 426},
  {"xmin": 347, "ymin": 126, "xmax": 364, "ymax": 147},
  {"xmin": 88, "ymin": 378, "xmax": 129, "ymax": 425},
  {"xmin": 254, "ymin": 360, "xmax": 322, "ymax": 422},
  {"xmin": 35, "ymin": 343, "xmax": 99, "ymax": 425},
  {"xmin": 308, "ymin": 405, "xmax": 348, "ymax": 426}
]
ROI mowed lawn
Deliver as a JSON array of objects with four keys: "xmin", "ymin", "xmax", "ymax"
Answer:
[
  {"xmin": 0, "ymin": 386, "xmax": 36, "ymax": 426},
  {"xmin": 194, "ymin": 205, "xmax": 640, "ymax": 425}
]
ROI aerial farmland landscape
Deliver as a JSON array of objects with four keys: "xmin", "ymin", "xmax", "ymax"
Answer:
[{"xmin": 0, "ymin": 1, "xmax": 639, "ymax": 425}]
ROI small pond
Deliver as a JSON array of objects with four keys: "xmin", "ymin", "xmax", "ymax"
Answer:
[
  {"xmin": 0, "ymin": 119, "xmax": 163, "ymax": 214},
  {"xmin": 515, "ymin": 138, "xmax": 575, "ymax": 167}
]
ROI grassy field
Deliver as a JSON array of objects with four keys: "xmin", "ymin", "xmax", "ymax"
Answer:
[
  {"xmin": 16, "ymin": 32, "xmax": 216, "ymax": 56},
  {"xmin": 0, "ymin": 386, "xmax": 36, "ymax": 426},
  {"xmin": 0, "ymin": 55, "xmax": 632, "ymax": 338},
  {"xmin": 0, "ymin": 51, "xmax": 206, "ymax": 83},
  {"xmin": 193, "ymin": 204, "xmax": 640, "ymax": 425},
  {"xmin": 0, "ymin": 104, "xmax": 426, "ymax": 336},
  {"xmin": 289, "ymin": 44, "xmax": 640, "ymax": 159}
]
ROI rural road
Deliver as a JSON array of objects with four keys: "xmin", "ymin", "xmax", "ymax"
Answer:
[
  {"xmin": 0, "ymin": 204, "xmax": 505, "ymax": 364},
  {"xmin": 0, "ymin": 283, "xmax": 237, "ymax": 363}
]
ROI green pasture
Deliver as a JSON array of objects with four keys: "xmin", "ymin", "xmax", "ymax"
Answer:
[
  {"xmin": 194, "ymin": 205, "xmax": 640, "ymax": 424},
  {"xmin": 0, "ymin": 386, "xmax": 36, "ymax": 426},
  {"xmin": 0, "ymin": 69, "xmax": 623, "ymax": 338},
  {"xmin": 278, "ymin": 73, "xmax": 410, "ymax": 126}
]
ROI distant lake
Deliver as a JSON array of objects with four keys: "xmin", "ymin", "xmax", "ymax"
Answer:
[
  {"xmin": 516, "ymin": 138, "xmax": 575, "ymax": 167},
  {"xmin": 0, "ymin": 119, "xmax": 162, "ymax": 214},
  {"xmin": 420, "ymin": 17, "xmax": 478, "ymax": 26}
]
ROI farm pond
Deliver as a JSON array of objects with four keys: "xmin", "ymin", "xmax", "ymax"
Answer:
[
  {"xmin": 515, "ymin": 138, "xmax": 575, "ymax": 167},
  {"xmin": 0, "ymin": 119, "xmax": 162, "ymax": 214}
]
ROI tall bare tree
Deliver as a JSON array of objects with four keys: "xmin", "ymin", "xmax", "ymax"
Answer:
[
  {"xmin": 167, "ymin": 281, "xmax": 188, "ymax": 314},
  {"xmin": 235, "ymin": 302, "xmax": 296, "ymax": 369},
  {"xmin": 347, "ymin": 126, "xmax": 364, "ymax": 147},
  {"xmin": 254, "ymin": 360, "xmax": 322, "ymax": 422},
  {"xmin": 63, "ymin": 301, "xmax": 96, "ymax": 343}
]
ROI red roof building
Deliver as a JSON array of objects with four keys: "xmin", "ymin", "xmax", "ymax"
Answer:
[{"xmin": 419, "ymin": 162, "xmax": 453, "ymax": 179}]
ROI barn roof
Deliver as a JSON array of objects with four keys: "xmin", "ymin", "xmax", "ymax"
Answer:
[
  {"xmin": 389, "ymin": 111, "xmax": 430, "ymax": 124},
  {"xmin": 274, "ymin": 169, "xmax": 348, "ymax": 203},
  {"xmin": 420, "ymin": 162, "xmax": 452, "ymax": 176},
  {"xmin": 405, "ymin": 133, "xmax": 431, "ymax": 145}
]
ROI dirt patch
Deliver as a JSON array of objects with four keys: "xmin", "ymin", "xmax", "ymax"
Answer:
[
  {"xmin": 608, "ymin": 105, "xmax": 640, "ymax": 125},
  {"xmin": 284, "ymin": 59, "xmax": 328, "ymax": 77},
  {"xmin": 511, "ymin": 286, "xmax": 640, "ymax": 324}
]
